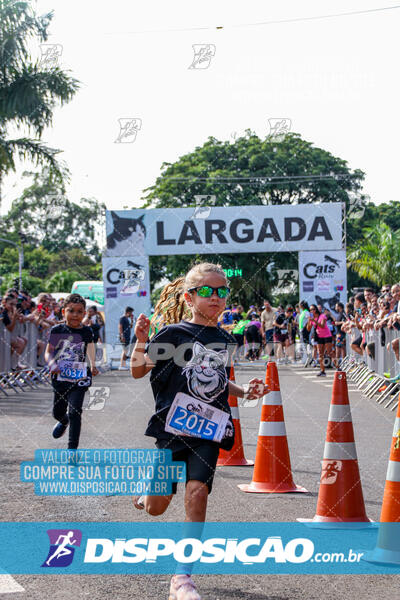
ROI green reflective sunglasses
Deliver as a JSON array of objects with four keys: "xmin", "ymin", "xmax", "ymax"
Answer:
[{"xmin": 188, "ymin": 285, "xmax": 230, "ymax": 299}]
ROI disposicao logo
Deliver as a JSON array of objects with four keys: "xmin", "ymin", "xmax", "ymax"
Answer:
[
  {"xmin": 83, "ymin": 536, "xmax": 314, "ymax": 564},
  {"xmin": 42, "ymin": 529, "xmax": 82, "ymax": 568}
]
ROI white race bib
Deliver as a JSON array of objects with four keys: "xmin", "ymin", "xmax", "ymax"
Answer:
[
  {"xmin": 57, "ymin": 360, "xmax": 87, "ymax": 382},
  {"xmin": 165, "ymin": 392, "xmax": 230, "ymax": 443}
]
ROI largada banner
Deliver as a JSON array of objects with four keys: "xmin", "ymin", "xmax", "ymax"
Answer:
[
  {"xmin": 101, "ymin": 256, "xmax": 151, "ymax": 348},
  {"xmin": 105, "ymin": 204, "xmax": 344, "ymax": 256},
  {"xmin": 298, "ymin": 250, "xmax": 347, "ymax": 316}
]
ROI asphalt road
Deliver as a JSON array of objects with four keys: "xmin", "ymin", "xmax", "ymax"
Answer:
[{"xmin": 1, "ymin": 362, "xmax": 399, "ymax": 599}]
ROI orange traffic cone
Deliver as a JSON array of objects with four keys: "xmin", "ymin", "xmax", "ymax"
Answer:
[
  {"xmin": 238, "ymin": 361, "xmax": 307, "ymax": 493},
  {"xmin": 298, "ymin": 371, "xmax": 371, "ymax": 527},
  {"xmin": 217, "ymin": 363, "xmax": 254, "ymax": 466},
  {"xmin": 364, "ymin": 393, "xmax": 400, "ymax": 564}
]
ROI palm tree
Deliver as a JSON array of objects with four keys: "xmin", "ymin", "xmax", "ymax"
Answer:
[
  {"xmin": 347, "ymin": 222, "xmax": 400, "ymax": 286},
  {"xmin": 46, "ymin": 269, "xmax": 81, "ymax": 293},
  {"xmin": 0, "ymin": 0, "xmax": 80, "ymax": 209}
]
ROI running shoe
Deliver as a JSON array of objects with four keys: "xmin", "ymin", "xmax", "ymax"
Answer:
[
  {"xmin": 52, "ymin": 419, "xmax": 69, "ymax": 438},
  {"xmin": 317, "ymin": 371, "xmax": 326, "ymax": 377},
  {"xmin": 169, "ymin": 574, "xmax": 201, "ymax": 600},
  {"xmin": 118, "ymin": 365, "xmax": 129, "ymax": 371}
]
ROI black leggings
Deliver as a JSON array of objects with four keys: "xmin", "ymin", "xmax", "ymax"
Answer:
[
  {"xmin": 245, "ymin": 325, "xmax": 262, "ymax": 359},
  {"xmin": 53, "ymin": 387, "xmax": 86, "ymax": 449}
]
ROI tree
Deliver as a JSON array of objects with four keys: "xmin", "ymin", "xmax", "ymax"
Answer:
[
  {"xmin": 142, "ymin": 132, "xmax": 365, "ymax": 302},
  {"xmin": 347, "ymin": 223, "xmax": 400, "ymax": 287},
  {"xmin": 46, "ymin": 270, "xmax": 81, "ymax": 292},
  {"xmin": 4, "ymin": 168, "xmax": 106, "ymax": 259},
  {"xmin": 0, "ymin": 270, "xmax": 42, "ymax": 295},
  {"xmin": 142, "ymin": 132, "xmax": 365, "ymax": 209},
  {"xmin": 0, "ymin": 0, "xmax": 80, "ymax": 208},
  {"xmin": 48, "ymin": 248, "xmax": 101, "ymax": 279},
  {"xmin": 0, "ymin": 244, "xmax": 54, "ymax": 277}
]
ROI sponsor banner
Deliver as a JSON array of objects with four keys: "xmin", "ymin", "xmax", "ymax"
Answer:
[
  {"xmin": 105, "ymin": 204, "xmax": 343, "ymax": 257},
  {"xmin": 20, "ymin": 449, "xmax": 185, "ymax": 496},
  {"xmin": 0, "ymin": 522, "xmax": 399, "ymax": 575},
  {"xmin": 298, "ymin": 250, "xmax": 347, "ymax": 316},
  {"xmin": 102, "ymin": 256, "xmax": 151, "ymax": 350}
]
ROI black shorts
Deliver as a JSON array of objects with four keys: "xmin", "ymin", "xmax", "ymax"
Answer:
[
  {"xmin": 315, "ymin": 335, "xmax": 332, "ymax": 345},
  {"xmin": 352, "ymin": 335, "xmax": 362, "ymax": 348},
  {"xmin": 156, "ymin": 440, "xmax": 220, "ymax": 495}
]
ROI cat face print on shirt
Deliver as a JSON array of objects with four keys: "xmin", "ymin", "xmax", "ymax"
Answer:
[
  {"xmin": 107, "ymin": 212, "xmax": 146, "ymax": 255},
  {"xmin": 182, "ymin": 341, "xmax": 229, "ymax": 403},
  {"xmin": 55, "ymin": 338, "xmax": 85, "ymax": 362}
]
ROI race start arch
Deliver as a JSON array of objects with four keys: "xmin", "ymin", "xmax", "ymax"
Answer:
[{"xmin": 102, "ymin": 203, "xmax": 346, "ymax": 346}]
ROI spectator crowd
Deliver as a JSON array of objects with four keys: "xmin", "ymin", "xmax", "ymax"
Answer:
[
  {"xmin": 0, "ymin": 288, "xmax": 104, "ymax": 372},
  {"xmin": 216, "ymin": 283, "xmax": 400, "ymax": 378},
  {"xmin": 2, "ymin": 283, "xmax": 400, "ymax": 379}
]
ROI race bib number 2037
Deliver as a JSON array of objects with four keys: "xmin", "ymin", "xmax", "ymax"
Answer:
[
  {"xmin": 165, "ymin": 392, "xmax": 229, "ymax": 443},
  {"xmin": 57, "ymin": 360, "xmax": 87, "ymax": 382}
]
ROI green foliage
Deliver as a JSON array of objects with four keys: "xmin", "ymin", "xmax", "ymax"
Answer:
[
  {"xmin": 0, "ymin": 0, "xmax": 79, "ymax": 197},
  {"xmin": 347, "ymin": 223, "xmax": 400, "ymax": 287},
  {"xmin": 0, "ymin": 270, "xmax": 43, "ymax": 295},
  {"xmin": 143, "ymin": 132, "xmax": 365, "ymax": 303},
  {"xmin": 46, "ymin": 270, "xmax": 81, "ymax": 292},
  {"xmin": 3, "ymin": 169, "xmax": 106, "ymax": 259},
  {"xmin": 142, "ymin": 132, "xmax": 364, "ymax": 209}
]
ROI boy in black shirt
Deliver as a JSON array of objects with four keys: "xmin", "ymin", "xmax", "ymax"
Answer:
[{"xmin": 45, "ymin": 294, "xmax": 99, "ymax": 449}]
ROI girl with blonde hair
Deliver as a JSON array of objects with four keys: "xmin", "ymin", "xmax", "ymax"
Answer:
[{"xmin": 130, "ymin": 261, "xmax": 268, "ymax": 600}]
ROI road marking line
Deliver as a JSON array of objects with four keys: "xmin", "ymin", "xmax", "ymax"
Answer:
[{"xmin": 0, "ymin": 574, "xmax": 25, "ymax": 594}]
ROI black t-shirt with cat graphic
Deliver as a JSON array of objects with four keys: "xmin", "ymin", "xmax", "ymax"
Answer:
[
  {"xmin": 145, "ymin": 320, "xmax": 237, "ymax": 451},
  {"xmin": 49, "ymin": 324, "xmax": 94, "ymax": 389}
]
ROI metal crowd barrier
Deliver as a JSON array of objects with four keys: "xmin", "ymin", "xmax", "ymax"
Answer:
[
  {"xmin": 0, "ymin": 321, "xmax": 51, "ymax": 397},
  {"xmin": 341, "ymin": 327, "xmax": 400, "ymax": 410}
]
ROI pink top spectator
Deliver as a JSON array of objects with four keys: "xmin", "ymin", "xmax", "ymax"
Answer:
[{"xmin": 316, "ymin": 314, "xmax": 331, "ymax": 338}]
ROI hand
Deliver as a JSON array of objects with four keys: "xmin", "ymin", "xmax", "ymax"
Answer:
[
  {"xmin": 135, "ymin": 313, "xmax": 151, "ymax": 343},
  {"xmin": 91, "ymin": 366, "xmax": 99, "ymax": 377},
  {"xmin": 49, "ymin": 362, "xmax": 61, "ymax": 374},
  {"xmin": 244, "ymin": 378, "xmax": 269, "ymax": 400}
]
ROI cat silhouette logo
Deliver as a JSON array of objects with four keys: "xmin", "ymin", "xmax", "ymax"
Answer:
[
  {"xmin": 315, "ymin": 292, "xmax": 341, "ymax": 312},
  {"xmin": 107, "ymin": 212, "xmax": 146, "ymax": 255},
  {"xmin": 106, "ymin": 260, "xmax": 145, "ymax": 286},
  {"xmin": 42, "ymin": 529, "xmax": 82, "ymax": 568}
]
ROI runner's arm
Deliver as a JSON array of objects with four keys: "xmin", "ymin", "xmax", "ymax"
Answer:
[
  {"xmin": 130, "ymin": 341, "xmax": 155, "ymax": 378},
  {"xmin": 228, "ymin": 380, "xmax": 245, "ymax": 397},
  {"xmin": 86, "ymin": 342, "xmax": 98, "ymax": 375},
  {"xmin": 44, "ymin": 342, "xmax": 60, "ymax": 373}
]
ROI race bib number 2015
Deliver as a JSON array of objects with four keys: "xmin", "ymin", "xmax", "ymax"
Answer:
[{"xmin": 165, "ymin": 392, "xmax": 229, "ymax": 443}]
